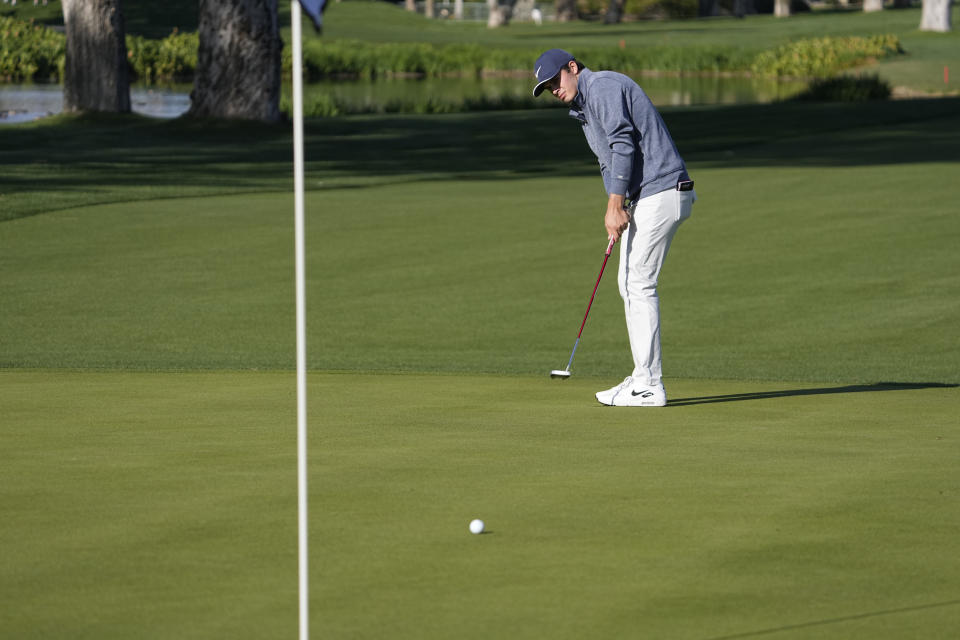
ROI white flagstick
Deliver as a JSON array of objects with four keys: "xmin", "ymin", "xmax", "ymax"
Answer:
[{"xmin": 291, "ymin": 2, "xmax": 309, "ymax": 640}]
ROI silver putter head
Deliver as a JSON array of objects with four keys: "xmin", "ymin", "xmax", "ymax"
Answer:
[{"xmin": 550, "ymin": 369, "xmax": 572, "ymax": 379}]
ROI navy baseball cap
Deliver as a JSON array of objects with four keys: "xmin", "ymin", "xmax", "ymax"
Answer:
[{"xmin": 532, "ymin": 49, "xmax": 575, "ymax": 97}]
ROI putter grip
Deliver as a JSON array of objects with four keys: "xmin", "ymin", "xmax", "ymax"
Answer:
[{"xmin": 605, "ymin": 236, "xmax": 616, "ymax": 256}]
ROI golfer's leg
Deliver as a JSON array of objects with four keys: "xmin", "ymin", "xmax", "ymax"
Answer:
[{"xmin": 619, "ymin": 189, "xmax": 690, "ymax": 387}]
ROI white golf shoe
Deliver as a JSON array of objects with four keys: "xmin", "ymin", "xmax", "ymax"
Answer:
[{"xmin": 596, "ymin": 377, "xmax": 667, "ymax": 407}]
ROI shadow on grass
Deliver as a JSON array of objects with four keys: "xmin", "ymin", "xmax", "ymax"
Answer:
[
  {"xmin": 707, "ymin": 598, "xmax": 960, "ymax": 640},
  {"xmin": 669, "ymin": 382, "xmax": 958, "ymax": 406},
  {"xmin": 1, "ymin": 97, "xmax": 958, "ymax": 222}
]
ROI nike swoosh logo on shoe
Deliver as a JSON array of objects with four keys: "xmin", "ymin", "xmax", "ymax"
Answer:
[{"xmin": 631, "ymin": 391, "xmax": 654, "ymax": 398}]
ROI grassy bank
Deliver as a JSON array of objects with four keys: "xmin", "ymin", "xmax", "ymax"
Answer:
[{"xmin": 3, "ymin": 97, "xmax": 958, "ymax": 222}]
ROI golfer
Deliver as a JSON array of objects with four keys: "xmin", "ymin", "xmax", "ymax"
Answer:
[{"xmin": 534, "ymin": 49, "xmax": 695, "ymax": 407}]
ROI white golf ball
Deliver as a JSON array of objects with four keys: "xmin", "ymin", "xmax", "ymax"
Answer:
[{"xmin": 469, "ymin": 519, "xmax": 484, "ymax": 535}]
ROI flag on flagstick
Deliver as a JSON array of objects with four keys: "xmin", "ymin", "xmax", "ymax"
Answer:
[{"xmin": 298, "ymin": 0, "xmax": 329, "ymax": 32}]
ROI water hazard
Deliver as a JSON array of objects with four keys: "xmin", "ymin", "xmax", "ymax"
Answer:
[{"xmin": 1, "ymin": 75, "xmax": 807, "ymax": 124}]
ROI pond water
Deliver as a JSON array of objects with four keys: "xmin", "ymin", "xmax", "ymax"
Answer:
[
  {"xmin": 0, "ymin": 74, "xmax": 807, "ymax": 124},
  {"xmin": 0, "ymin": 83, "xmax": 192, "ymax": 124}
]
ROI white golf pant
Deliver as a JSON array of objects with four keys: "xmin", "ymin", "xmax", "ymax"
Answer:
[{"xmin": 618, "ymin": 187, "xmax": 695, "ymax": 387}]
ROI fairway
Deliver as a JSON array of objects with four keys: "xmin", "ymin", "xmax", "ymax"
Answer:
[
  {"xmin": 1, "ymin": 371, "xmax": 958, "ymax": 639},
  {"xmin": 2, "ymin": 89, "xmax": 960, "ymax": 636}
]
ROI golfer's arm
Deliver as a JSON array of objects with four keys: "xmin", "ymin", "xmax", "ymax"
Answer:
[{"xmin": 607, "ymin": 192, "xmax": 626, "ymax": 209}]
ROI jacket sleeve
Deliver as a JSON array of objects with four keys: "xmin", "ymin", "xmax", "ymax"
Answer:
[{"xmin": 593, "ymin": 80, "xmax": 637, "ymax": 197}]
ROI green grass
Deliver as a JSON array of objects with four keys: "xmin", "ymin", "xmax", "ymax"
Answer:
[
  {"xmin": 0, "ymin": 0, "xmax": 63, "ymax": 26},
  {"xmin": 304, "ymin": 4, "xmax": 958, "ymax": 94},
  {"xmin": 2, "ymin": 82, "xmax": 960, "ymax": 636},
  {"xmin": 3, "ymin": 100, "xmax": 960, "ymax": 381},
  {"xmin": 1, "ymin": 371, "xmax": 958, "ymax": 638},
  {"xmin": 0, "ymin": 0, "xmax": 198, "ymax": 36},
  {"xmin": 2, "ymin": 100, "xmax": 959, "ymax": 382},
  {"xmin": 5, "ymin": 3, "xmax": 958, "ymax": 94}
]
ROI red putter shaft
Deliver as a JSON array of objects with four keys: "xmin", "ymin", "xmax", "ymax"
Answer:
[
  {"xmin": 576, "ymin": 235, "xmax": 617, "ymax": 339},
  {"xmin": 551, "ymin": 235, "xmax": 618, "ymax": 378}
]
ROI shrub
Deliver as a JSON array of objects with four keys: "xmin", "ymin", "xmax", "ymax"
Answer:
[
  {"xmin": 127, "ymin": 30, "xmax": 198, "ymax": 82},
  {"xmin": 0, "ymin": 17, "xmax": 198, "ymax": 82},
  {"xmin": 0, "ymin": 16, "xmax": 64, "ymax": 82},
  {"xmin": 293, "ymin": 40, "xmax": 758, "ymax": 80},
  {"xmin": 578, "ymin": 0, "xmax": 698, "ymax": 18},
  {"xmin": 751, "ymin": 34, "xmax": 903, "ymax": 78}
]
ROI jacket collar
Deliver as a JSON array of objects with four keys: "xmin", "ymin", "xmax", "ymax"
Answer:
[
  {"xmin": 572, "ymin": 67, "xmax": 592, "ymax": 108},
  {"xmin": 568, "ymin": 67, "xmax": 591, "ymax": 121}
]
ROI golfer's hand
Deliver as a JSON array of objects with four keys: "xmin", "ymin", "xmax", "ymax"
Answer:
[{"xmin": 604, "ymin": 195, "xmax": 631, "ymax": 241}]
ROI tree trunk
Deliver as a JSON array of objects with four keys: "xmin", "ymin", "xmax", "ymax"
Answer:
[
  {"xmin": 487, "ymin": 0, "xmax": 513, "ymax": 26},
  {"xmin": 733, "ymin": 0, "xmax": 755, "ymax": 17},
  {"xmin": 405, "ymin": 0, "xmax": 416, "ymax": 11},
  {"xmin": 62, "ymin": 0, "xmax": 130, "ymax": 114},
  {"xmin": 454, "ymin": 0, "xmax": 464, "ymax": 19},
  {"xmin": 920, "ymin": 0, "xmax": 952, "ymax": 31},
  {"xmin": 863, "ymin": 0, "xmax": 884, "ymax": 12},
  {"xmin": 190, "ymin": 0, "xmax": 282, "ymax": 122},
  {"xmin": 513, "ymin": 0, "xmax": 536, "ymax": 22},
  {"xmin": 555, "ymin": 0, "xmax": 577, "ymax": 22},
  {"xmin": 604, "ymin": 0, "xmax": 624, "ymax": 24},
  {"xmin": 774, "ymin": 0, "xmax": 791, "ymax": 17},
  {"xmin": 425, "ymin": 0, "xmax": 434, "ymax": 18}
]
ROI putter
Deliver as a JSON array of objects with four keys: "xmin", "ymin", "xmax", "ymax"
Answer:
[{"xmin": 551, "ymin": 235, "xmax": 617, "ymax": 379}]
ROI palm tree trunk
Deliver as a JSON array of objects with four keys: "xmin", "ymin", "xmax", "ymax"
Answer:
[{"xmin": 920, "ymin": 0, "xmax": 952, "ymax": 31}]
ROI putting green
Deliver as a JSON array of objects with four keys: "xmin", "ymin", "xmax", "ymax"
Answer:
[
  {"xmin": 1, "ymin": 168, "xmax": 958, "ymax": 382},
  {"xmin": 1, "ymin": 370, "xmax": 957, "ymax": 638},
  {"xmin": 3, "ymin": 98, "xmax": 958, "ymax": 638}
]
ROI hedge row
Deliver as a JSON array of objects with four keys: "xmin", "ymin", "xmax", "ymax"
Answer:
[
  {"xmin": 0, "ymin": 17, "xmax": 63, "ymax": 81},
  {"xmin": 290, "ymin": 40, "xmax": 759, "ymax": 79},
  {"xmin": 1, "ymin": 16, "xmax": 904, "ymax": 84},
  {"xmin": 293, "ymin": 35, "xmax": 903, "ymax": 80},
  {"xmin": 750, "ymin": 34, "xmax": 903, "ymax": 78},
  {"xmin": 126, "ymin": 30, "xmax": 198, "ymax": 82},
  {"xmin": 0, "ymin": 18, "xmax": 196, "ymax": 82}
]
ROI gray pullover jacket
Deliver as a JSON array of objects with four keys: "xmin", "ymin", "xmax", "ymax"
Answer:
[{"xmin": 569, "ymin": 68, "xmax": 690, "ymax": 200}]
